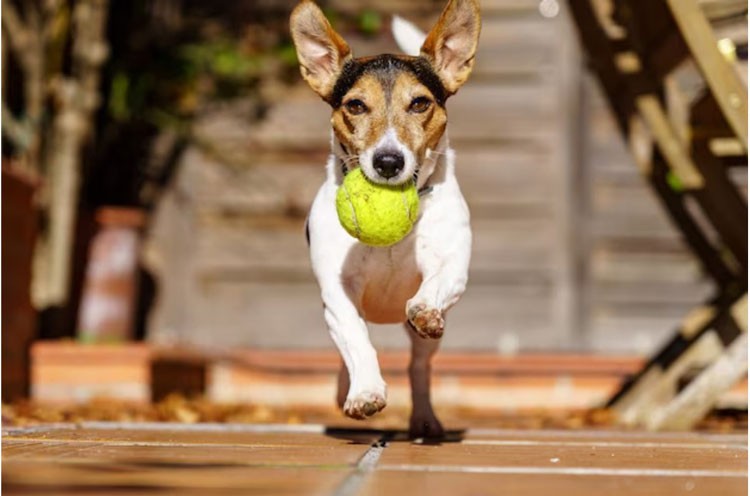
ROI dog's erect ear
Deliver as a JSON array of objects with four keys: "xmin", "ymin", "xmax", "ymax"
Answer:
[
  {"xmin": 290, "ymin": 0, "xmax": 352, "ymax": 101},
  {"xmin": 420, "ymin": 0, "xmax": 481, "ymax": 95}
]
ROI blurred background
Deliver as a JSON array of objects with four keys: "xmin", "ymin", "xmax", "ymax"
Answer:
[{"xmin": 2, "ymin": 0, "xmax": 747, "ymax": 425}]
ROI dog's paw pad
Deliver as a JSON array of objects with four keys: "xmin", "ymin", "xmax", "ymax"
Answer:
[
  {"xmin": 344, "ymin": 391, "xmax": 387, "ymax": 420},
  {"xmin": 407, "ymin": 304, "xmax": 444, "ymax": 339}
]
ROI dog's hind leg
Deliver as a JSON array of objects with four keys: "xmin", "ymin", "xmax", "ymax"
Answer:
[{"xmin": 405, "ymin": 323, "xmax": 444, "ymax": 438}]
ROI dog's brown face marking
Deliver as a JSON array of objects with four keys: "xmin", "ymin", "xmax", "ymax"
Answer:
[
  {"xmin": 390, "ymin": 71, "xmax": 447, "ymax": 163},
  {"xmin": 291, "ymin": 0, "xmax": 480, "ymax": 183},
  {"xmin": 330, "ymin": 54, "xmax": 448, "ymax": 166}
]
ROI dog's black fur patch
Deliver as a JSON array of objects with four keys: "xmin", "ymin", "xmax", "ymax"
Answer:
[{"xmin": 329, "ymin": 55, "xmax": 447, "ymax": 109}]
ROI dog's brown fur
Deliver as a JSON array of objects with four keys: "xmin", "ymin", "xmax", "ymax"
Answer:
[
  {"xmin": 330, "ymin": 67, "xmax": 447, "ymax": 167},
  {"xmin": 290, "ymin": 0, "xmax": 480, "ymax": 171}
]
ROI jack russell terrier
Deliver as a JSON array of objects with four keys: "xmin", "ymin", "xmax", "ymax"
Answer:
[{"xmin": 290, "ymin": 0, "xmax": 480, "ymax": 438}]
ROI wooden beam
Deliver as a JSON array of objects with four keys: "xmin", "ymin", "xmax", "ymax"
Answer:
[
  {"xmin": 569, "ymin": 0, "xmax": 739, "ymax": 285},
  {"xmin": 650, "ymin": 159, "xmax": 738, "ymax": 286},
  {"xmin": 666, "ymin": 0, "xmax": 748, "ymax": 149},
  {"xmin": 614, "ymin": 330, "xmax": 725, "ymax": 426},
  {"xmin": 646, "ymin": 332, "xmax": 747, "ymax": 430},
  {"xmin": 635, "ymin": 94, "xmax": 705, "ymax": 189},
  {"xmin": 690, "ymin": 139, "xmax": 748, "ymax": 269}
]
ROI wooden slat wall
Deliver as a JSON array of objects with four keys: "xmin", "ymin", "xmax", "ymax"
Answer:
[
  {"xmin": 579, "ymin": 75, "xmax": 714, "ymax": 353},
  {"xmin": 143, "ymin": 0, "xmax": 734, "ymax": 353}
]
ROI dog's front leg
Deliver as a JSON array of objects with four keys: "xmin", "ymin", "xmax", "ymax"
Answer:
[
  {"xmin": 309, "ymin": 184, "xmax": 387, "ymax": 420},
  {"xmin": 406, "ymin": 194, "xmax": 471, "ymax": 339},
  {"xmin": 322, "ymin": 285, "xmax": 387, "ymax": 419}
]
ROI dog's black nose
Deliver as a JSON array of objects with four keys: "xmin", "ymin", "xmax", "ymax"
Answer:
[{"xmin": 373, "ymin": 150, "xmax": 404, "ymax": 179}]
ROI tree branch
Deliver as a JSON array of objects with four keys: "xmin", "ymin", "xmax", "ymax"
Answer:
[
  {"xmin": 37, "ymin": 0, "xmax": 111, "ymax": 307},
  {"xmin": 1, "ymin": 0, "xmax": 33, "ymax": 71}
]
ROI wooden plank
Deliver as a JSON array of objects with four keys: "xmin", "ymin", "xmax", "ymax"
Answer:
[
  {"xmin": 590, "ymin": 248, "xmax": 704, "ymax": 284},
  {"xmin": 690, "ymin": 139, "xmax": 748, "ymax": 268},
  {"xmin": 605, "ymin": 286, "xmax": 746, "ymax": 413},
  {"xmin": 587, "ymin": 312, "xmax": 696, "ymax": 354},
  {"xmin": 589, "ymin": 280, "xmax": 712, "ymax": 306},
  {"xmin": 194, "ymin": 222, "xmax": 311, "ymax": 278},
  {"xmin": 635, "ymin": 95, "xmax": 705, "ymax": 189},
  {"xmin": 591, "ymin": 181, "xmax": 672, "ymax": 219},
  {"xmin": 470, "ymin": 218, "xmax": 558, "ymax": 274},
  {"xmin": 647, "ymin": 333, "xmax": 747, "ymax": 430},
  {"xmin": 699, "ymin": 0, "xmax": 748, "ymax": 21},
  {"xmin": 184, "ymin": 156, "xmax": 326, "ymax": 218},
  {"xmin": 549, "ymin": 2, "xmax": 586, "ymax": 350},
  {"xmin": 590, "ymin": 215, "xmax": 683, "ymax": 240},
  {"xmin": 472, "ymin": 17, "xmax": 559, "ymax": 79},
  {"xmin": 691, "ymin": 90, "xmax": 737, "ymax": 139},
  {"xmin": 666, "ymin": 0, "xmax": 748, "ymax": 149},
  {"xmin": 612, "ymin": 329, "xmax": 725, "ymax": 425},
  {"xmin": 651, "ymin": 160, "xmax": 739, "ymax": 285},
  {"xmin": 433, "ymin": 81, "xmax": 559, "ymax": 142},
  {"xmin": 190, "ymin": 217, "xmax": 560, "ymax": 284},
  {"xmin": 454, "ymin": 147, "xmax": 555, "ymax": 212},
  {"xmin": 153, "ymin": 280, "xmax": 560, "ymax": 351},
  {"xmin": 650, "ymin": 30, "xmax": 689, "ymax": 79},
  {"xmin": 431, "ymin": 281, "xmax": 559, "ymax": 351}
]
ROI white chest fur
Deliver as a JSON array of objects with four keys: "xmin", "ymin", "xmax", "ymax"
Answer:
[{"xmin": 307, "ymin": 142, "xmax": 471, "ymax": 325}]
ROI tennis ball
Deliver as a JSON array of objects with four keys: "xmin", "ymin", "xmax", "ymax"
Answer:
[{"xmin": 336, "ymin": 168, "xmax": 419, "ymax": 246}]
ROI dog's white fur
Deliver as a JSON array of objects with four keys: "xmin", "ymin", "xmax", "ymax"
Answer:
[
  {"xmin": 300, "ymin": 2, "xmax": 476, "ymax": 438},
  {"xmin": 309, "ymin": 132, "xmax": 471, "ymax": 434}
]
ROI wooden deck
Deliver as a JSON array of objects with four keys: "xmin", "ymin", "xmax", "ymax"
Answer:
[{"xmin": 3, "ymin": 422, "xmax": 746, "ymax": 495}]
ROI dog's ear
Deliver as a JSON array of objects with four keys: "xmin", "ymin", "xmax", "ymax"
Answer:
[
  {"xmin": 290, "ymin": 0, "xmax": 352, "ymax": 101},
  {"xmin": 420, "ymin": 0, "xmax": 481, "ymax": 95}
]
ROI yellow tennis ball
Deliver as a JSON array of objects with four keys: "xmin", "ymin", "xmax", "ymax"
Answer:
[{"xmin": 336, "ymin": 168, "xmax": 419, "ymax": 247}]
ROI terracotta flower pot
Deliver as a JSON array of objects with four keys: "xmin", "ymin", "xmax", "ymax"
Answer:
[
  {"xmin": 2, "ymin": 162, "xmax": 40, "ymax": 401},
  {"xmin": 77, "ymin": 207, "xmax": 145, "ymax": 342}
]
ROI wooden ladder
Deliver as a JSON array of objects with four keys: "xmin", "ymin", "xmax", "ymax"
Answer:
[{"xmin": 568, "ymin": 0, "xmax": 747, "ymax": 429}]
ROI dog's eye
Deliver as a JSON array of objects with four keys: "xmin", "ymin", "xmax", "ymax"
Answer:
[
  {"xmin": 408, "ymin": 96, "xmax": 432, "ymax": 113},
  {"xmin": 344, "ymin": 99, "xmax": 368, "ymax": 115}
]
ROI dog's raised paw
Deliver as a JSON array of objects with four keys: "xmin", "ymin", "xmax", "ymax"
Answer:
[
  {"xmin": 343, "ymin": 391, "xmax": 387, "ymax": 420},
  {"xmin": 407, "ymin": 303, "xmax": 445, "ymax": 339}
]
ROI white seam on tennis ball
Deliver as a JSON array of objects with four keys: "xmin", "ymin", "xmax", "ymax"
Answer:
[
  {"xmin": 343, "ymin": 181, "xmax": 360, "ymax": 238},
  {"xmin": 400, "ymin": 187, "xmax": 410, "ymax": 225}
]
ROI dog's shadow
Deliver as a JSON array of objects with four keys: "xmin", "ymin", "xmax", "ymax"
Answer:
[{"xmin": 324, "ymin": 426, "xmax": 465, "ymax": 446}]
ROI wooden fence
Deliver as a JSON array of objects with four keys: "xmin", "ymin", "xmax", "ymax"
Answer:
[{"xmin": 142, "ymin": 0, "xmax": 745, "ymax": 353}]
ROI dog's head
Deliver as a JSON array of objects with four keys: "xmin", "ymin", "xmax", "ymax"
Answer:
[{"xmin": 290, "ymin": 0, "xmax": 481, "ymax": 185}]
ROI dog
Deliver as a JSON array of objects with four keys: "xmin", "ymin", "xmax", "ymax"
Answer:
[{"xmin": 290, "ymin": 0, "xmax": 480, "ymax": 438}]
